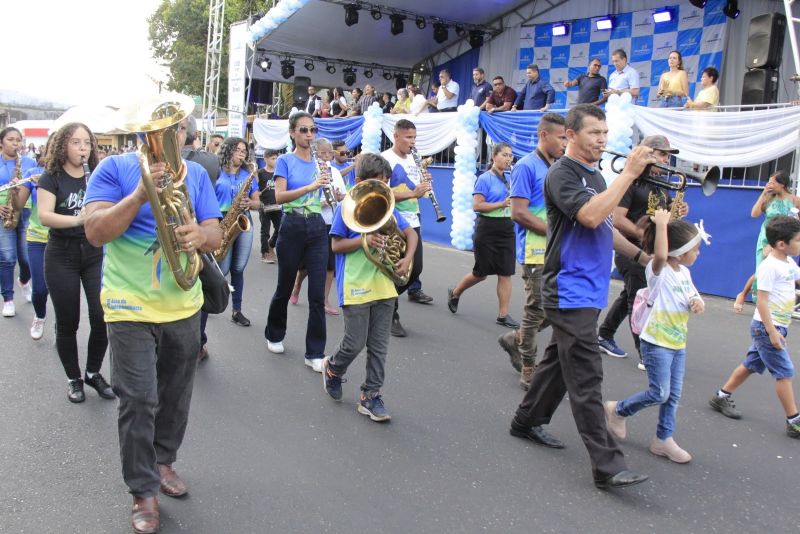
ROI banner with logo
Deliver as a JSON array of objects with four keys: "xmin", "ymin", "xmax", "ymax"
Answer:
[
  {"xmin": 227, "ymin": 21, "xmax": 248, "ymax": 138},
  {"xmin": 516, "ymin": 0, "xmax": 727, "ymax": 108}
]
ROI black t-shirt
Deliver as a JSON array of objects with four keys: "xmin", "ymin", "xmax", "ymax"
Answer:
[
  {"xmin": 257, "ymin": 168, "xmax": 276, "ymax": 205},
  {"xmin": 37, "ymin": 169, "xmax": 87, "ymax": 239},
  {"xmin": 575, "ymin": 74, "xmax": 608, "ymax": 104},
  {"xmin": 619, "ymin": 180, "xmax": 671, "ymax": 229},
  {"xmin": 181, "ymin": 147, "xmax": 220, "ymax": 186}
]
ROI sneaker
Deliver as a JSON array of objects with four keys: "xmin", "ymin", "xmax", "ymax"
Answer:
[
  {"xmin": 18, "ymin": 279, "xmax": 32, "ymax": 303},
  {"xmin": 637, "ymin": 362, "xmax": 646, "ymax": 371},
  {"xmin": 68, "ymin": 379, "xmax": 85, "ymax": 403},
  {"xmin": 322, "ymin": 357, "xmax": 345, "ymax": 401},
  {"xmin": 788, "ymin": 420, "xmax": 800, "ymax": 439},
  {"xmin": 304, "ymin": 357, "xmax": 324, "ymax": 373},
  {"xmin": 498, "ymin": 331, "xmax": 522, "ymax": 372},
  {"xmin": 598, "ymin": 337, "xmax": 627, "ymax": 358},
  {"xmin": 408, "ymin": 290, "xmax": 433, "ymax": 304},
  {"xmin": 30, "ymin": 317, "xmax": 45, "ymax": 340},
  {"xmin": 261, "ymin": 252, "xmax": 269, "ymax": 263},
  {"xmin": 231, "ymin": 310, "xmax": 251, "ymax": 327},
  {"xmin": 519, "ymin": 366, "xmax": 535, "ymax": 391},
  {"xmin": 650, "ymin": 436, "xmax": 692, "ymax": 463},
  {"xmin": 390, "ymin": 317, "xmax": 406, "ymax": 337},
  {"xmin": 2, "ymin": 301, "xmax": 15, "ymax": 317},
  {"xmin": 265, "ymin": 251, "xmax": 277, "ymax": 264},
  {"xmin": 496, "ymin": 315, "xmax": 520, "ymax": 329},
  {"xmin": 267, "ymin": 340, "xmax": 285, "ymax": 354},
  {"xmin": 604, "ymin": 401, "xmax": 627, "ymax": 440},
  {"xmin": 447, "ymin": 288, "xmax": 459, "ymax": 313},
  {"xmin": 357, "ymin": 394, "xmax": 391, "ymax": 422},
  {"xmin": 708, "ymin": 394, "xmax": 742, "ymax": 419},
  {"xmin": 85, "ymin": 373, "xmax": 115, "ymax": 399}
]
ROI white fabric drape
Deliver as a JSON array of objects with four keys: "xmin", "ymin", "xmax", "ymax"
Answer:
[
  {"xmin": 632, "ymin": 106, "xmax": 800, "ymax": 167},
  {"xmin": 252, "ymin": 118, "xmax": 290, "ymax": 150},
  {"xmin": 380, "ymin": 113, "xmax": 461, "ymax": 156}
]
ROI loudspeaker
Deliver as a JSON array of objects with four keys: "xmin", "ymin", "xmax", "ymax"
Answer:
[
  {"xmin": 293, "ymin": 76, "xmax": 311, "ymax": 108},
  {"xmin": 247, "ymin": 79, "xmax": 272, "ymax": 105},
  {"xmin": 741, "ymin": 68, "xmax": 779, "ymax": 105},
  {"xmin": 745, "ymin": 13, "xmax": 786, "ymax": 69}
]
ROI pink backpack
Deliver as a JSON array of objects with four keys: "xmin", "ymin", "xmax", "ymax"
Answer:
[{"xmin": 631, "ymin": 274, "xmax": 663, "ymax": 335}]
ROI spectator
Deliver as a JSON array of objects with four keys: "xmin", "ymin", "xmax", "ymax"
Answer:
[
  {"xmin": 686, "ymin": 67, "xmax": 720, "ymax": 111},
  {"xmin": 206, "ymin": 134, "xmax": 224, "ymax": 154},
  {"xmin": 564, "ymin": 57, "xmax": 608, "ymax": 106},
  {"xmin": 391, "ymin": 88, "xmax": 411, "ymax": 114},
  {"xmin": 305, "ymin": 85, "xmax": 322, "ymax": 116},
  {"xmin": 470, "ymin": 67, "xmax": 493, "ymax": 107},
  {"xmin": 512, "ymin": 64, "xmax": 555, "ymax": 112},
  {"xmin": 381, "ymin": 92, "xmax": 394, "ymax": 114},
  {"xmin": 434, "ymin": 70, "xmax": 459, "ymax": 112},
  {"xmin": 656, "ymin": 50, "xmax": 689, "ymax": 108},
  {"xmin": 481, "ymin": 76, "xmax": 517, "ymax": 114},
  {"xmin": 604, "ymin": 49, "xmax": 640, "ymax": 103},
  {"xmin": 347, "ymin": 88, "xmax": 363, "ymax": 116},
  {"xmin": 409, "ymin": 86, "xmax": 429, "ymax": 115},
  {"xmin": 331, "ymin": 87, "xmax": 349, "ymax": 117}
]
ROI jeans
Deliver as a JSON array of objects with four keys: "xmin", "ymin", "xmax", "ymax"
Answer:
[
  {"xmin": 598, "ymin": 254, "xmax": 646, "ymax": 356},
  {"xmin": 659, "ymin": 96, "xmax": 686, "ymax": 108},
  {"xmin": 265, "ymin": 213, "xmax": 328, "ymax": 359},
  {"xmin": 16, "ymin": 208, "xmax": 30, "ymax": 284},
  {"xmin": 0, "ymin": 226, "xmax": 17, "ymax": 301},
  {"xmin": 616, "ymin": 340, "xmax": 685, "ymax": 440},
  {"xmin": 259, "ymin": 209, "xmax": 281, "ymax": 254},
  {"xmin": 328, "ymin": 297, "xmax": 394, "ymax": 397},
  {"xmin": 108, "ymin": 312, "xmax": 200, "ymax": 497},
  {"xmin": 743, "ymin": 320, "xmax": 794, "ymax": 379},
  {"xmin": 218, "ymin": 215, "xmax": 253, "ymax": 311},
  {"xmin": 519, "ymin": 264, "xmax": 549, "ymax": 367},
  {"xmin": 27, "ymin": 241, "xmax": 48, "ymax": 319}
]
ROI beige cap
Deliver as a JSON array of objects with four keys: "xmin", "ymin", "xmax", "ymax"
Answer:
[{"xmin": 640, "ymin": 134, "xmax": 679, "ymax": 154}]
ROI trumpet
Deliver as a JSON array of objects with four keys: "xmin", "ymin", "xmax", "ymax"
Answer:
[{"xmin": 600, "ymin": 147, "xmax": 720, "ymax": 196}]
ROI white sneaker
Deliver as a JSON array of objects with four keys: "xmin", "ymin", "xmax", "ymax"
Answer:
[
  {"xmin": 637, "ymin": 362, "xmax": 646, "ymax": 371},
  {"xmin": 304, "ymin": 357, "xmax": 324, "ymax": 373},
  {"xmin": 267, "ymin": 340, "xmax": 285, "ymax": 354},
  {"xmin": 30, "ymin": 317, "xmax": 45, "ymax": 340},
  {"xmin": 18, "ymin": 279, "xmax": 32, "ymax": 303},
  {"xmin": 2, "ymin": 301, "xmax": 15, "ymax": 317}
]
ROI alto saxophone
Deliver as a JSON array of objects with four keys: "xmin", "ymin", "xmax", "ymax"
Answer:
[
  {"xmin": 213, "ymin": 162, "xmax": 256, "ymax": 262},
  {"xmin": 411, "ymin": 147, "xmax": 446, "ymax": 222},
  {"xmin": 2, "ymin": 153, "xmax": 22, "ymax": 229},
  {"xmin": 670, "ymin": 190, "xmax": 685, "ymax": 220},
  {"xmin": 310, "ymin": 144, "xmax": 337, "ymax": 208}
]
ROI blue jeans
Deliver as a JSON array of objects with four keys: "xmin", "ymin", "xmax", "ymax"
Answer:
[
  {"xmin": 659, "ymin": 96, "xmax": 686, "ymax": 108},
  {"xmin": 16, "ymin": 208, "xmax": 31, "ymax": 284},
  {"xmin": 27, "ymin": 241, "xmax": 48, "ymax": 319},
  {"xmin": 743, "ymin": 320, "xmax": 794, "ymax": 379},
  {"xmin": 0, "ymin": 226, "xmax": 17, "ymax": 301},
  {"xmin": 218, "ymin": 214, "xmax": 254, "ymax": 311},
  {"xmin": 616, "ymin": 339, "xmax": 686, "ymax": 440},
  {"xmin": 265, "ymin": 213, "xmax": 328, "ymax": 359}
]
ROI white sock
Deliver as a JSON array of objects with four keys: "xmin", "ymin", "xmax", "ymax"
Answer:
[
  {"xmin": 86, "ymin": 372, "xmax": 97, "ymax": 379},
  {"xmin": 788, "ymin": 414, "xmax": 800, "ymax": 424},
  {"xmin": 717, "ymin": 389, "xmax": 730, "ymax": 398}
]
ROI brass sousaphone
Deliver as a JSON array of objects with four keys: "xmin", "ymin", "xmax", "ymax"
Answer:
[{"xmin": 118, "ymin": 93, "xmax": 201, "ymax": 290}]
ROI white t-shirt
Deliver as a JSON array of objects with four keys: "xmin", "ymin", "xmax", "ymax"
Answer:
[
  {"xmin": 321, "ymin": 164, "xmax": 347, "ymax": 225},
  {"xmin": 754, "ymin": 254, "xmax": 800, "ymax": 328},
  {"xmin": 381, "ymin": 148, "xmax": 421, "ymax": 228},
  {"xmin": 437, "ymin": 80, "xmax": 459, "ymax": 110},
  {"xmin": 410, "ymin": 94, "xmax": 428, "ymax": 115},
  {"xmin": 640, "ymin": 261, "xmax": 701, "ymax": 350}
]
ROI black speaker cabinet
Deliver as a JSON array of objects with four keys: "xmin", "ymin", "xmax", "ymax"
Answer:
[
  {"xmin": 741, "ymin": 68, "xmax": 779, "ymax": 105},
  {"xmin": 745, "ymin": 13, "xmax": 786, "ymax": 69},
  {"xmin": 247, "ymin": 79, "xmax": 272, "ymax": 105},
  {"xmin": 293, "ymin": 76, "xmax": 311, "ymax": 108}
]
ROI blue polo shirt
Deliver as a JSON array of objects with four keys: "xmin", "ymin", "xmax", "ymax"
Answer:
[
  {"xmin": 514, "ymin": 78, "xmax": 556, "ymax": 110},
  {"xmin": 470, "ymin": 81, "xmax": 493, "ymax": 107},
  {"xmin": 510, "ymin": 152, "xmax": 549, "ymax": 265},
  {"xmin": 473, "ymin": 170, "xmax": 510, "ymax": 218}
]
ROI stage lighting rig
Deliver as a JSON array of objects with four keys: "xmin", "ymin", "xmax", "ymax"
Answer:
[
  {"xmin": 280, "ymin": 59, "xmax": 295, "ymax": 79},
  {"xmin": 382, "ymin": 71, "xmax": 393, "ymax": 81},
  {"xmin": 259, "ymin": 57, "xmax": 272, "ymax": 72},
  {"xmin": 595, "ymin": 16, "xmax": 614, "ymax": 30},
  {"xmin": 364, "ymin": 68, "xmax": 374, "ymax": 79},
  {"xmin": 370, "ymin": 7, "xmax": 381, "ymax": 20},
  {"xmin": 326, "ymin": 63, "xmax": 336, "ymax": 74},
  {"xmin": 343, "ymin": 67, "xmax": 357, "ymax": 86},
  {"xmin": 723, "ymin": 0, "xmax": 740, "ymax": 19},
  {"xmin": 415, "ymin": 16, "xmax": 426, "ymax": 30},
  {"xmin": 390, "ymin": 14, "xmax": 406, "ymax": 35},
  {"xmin": 689, "ymin": 0, "xmax": 707, "ymax": 7},
  {"xmin": 455, "ymin": 25, "xmax": 466, "ymax": 37},
  {"xmin": 433, "ymin": 22, "xmax": 449, "ymax": 44},
  {"xmin": 551, "ymin": 22, "xmax": 568, "ymax": 37},
  {"xmin": 395, "ymin": 73, "xmax": 407, "ymax": 90},
  {"xmin": 652, "ymin": 8, "xmax": 673, "ymax": 23},
  {"xmin": 344, "ymin": 3, "xmax": 359, "ymax": 26},
  {"xmin": 304, "ymin": 60, "xmax": 315, "ymax": 71},
  {"xmin": 468, "ymin": 30, "xmax": 484, "ymax": 49}
]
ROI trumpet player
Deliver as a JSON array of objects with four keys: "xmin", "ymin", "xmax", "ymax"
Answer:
[
  {"xmin": 84, "ymin": 108, "xmax": 222, "ymax": 534},
  {"xmin": 322, "ymin": 153, "xmax": 417, "ymax": 422}
]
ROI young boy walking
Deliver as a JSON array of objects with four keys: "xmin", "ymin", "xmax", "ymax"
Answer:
[
  {"xmin": 710, "ymin": 215, "xmax": 800, "ymax": 438},
  {"xmin": 322, "ymin": 153, "xmax": 418, "ymax": 422}
]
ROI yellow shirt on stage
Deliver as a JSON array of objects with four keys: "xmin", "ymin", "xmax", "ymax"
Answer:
[
  {"xmin": 693, "ymin": 85, "xmax": 719, "ymax": 111},
  {"xmin": 658, "ymin": 71, "xmax": 687, "ymax": 96}
]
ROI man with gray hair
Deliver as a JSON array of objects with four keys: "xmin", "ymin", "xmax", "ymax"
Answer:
[{"xmin": 181, "ymin": 116, "xmax": 221, "ymax": 186}]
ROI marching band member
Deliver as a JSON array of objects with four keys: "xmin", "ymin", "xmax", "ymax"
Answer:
[
  {"xmin": 84, "ymin": 108, "xmax": 221, "ymax": 534},
  {"xmin": 257, "ymin": 149, "xmax": 281, "ymax": 264}
]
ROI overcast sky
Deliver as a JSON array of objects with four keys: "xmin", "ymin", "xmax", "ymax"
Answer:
[{"xmin": 6, "ymin": 0, "xmax": 169, "ymax": 107}]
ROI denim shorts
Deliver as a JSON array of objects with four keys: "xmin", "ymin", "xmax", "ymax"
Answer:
[{"xmin": 743, "ymin": 320, "xmax": 795, "ymax": 380}]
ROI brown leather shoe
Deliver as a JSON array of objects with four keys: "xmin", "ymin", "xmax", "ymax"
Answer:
[
  {"xmin": 131, "ymin": 496, "xmax": 159, "ymax": 534},
  {"xmin": 158, "ymin": 464, "xmax": 188, "ymax": 497}
]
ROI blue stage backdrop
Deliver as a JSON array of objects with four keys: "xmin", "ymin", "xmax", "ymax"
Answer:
[{"xmin": 516, "ymin": 0, "xmax": 727, "ymax": 109}]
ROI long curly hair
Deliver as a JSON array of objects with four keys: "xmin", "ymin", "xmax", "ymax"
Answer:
[
  {"xmin": 45, "ymin": 122, "xmax": 98, "ymax": 175},
  {"xmin": 218, "ymin": 137, "xmax": 249, "ymax": 171}
]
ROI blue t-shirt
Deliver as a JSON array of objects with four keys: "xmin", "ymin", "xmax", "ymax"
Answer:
[
  {"xmin": 84, "ymin": 153, "xmax": 222, "ymax": 323},
  {"xmin": 215, "ymin": 167, "xmax": 258, "ymax": 213},
  {"xmin": 275, "ymin": 152, "xmax": 322, "ymax": 214},
  {"xmin": 473, "ymin": 170, "xmax": 510, "ymax": 218},
  {"xmin": 0, "ymin": 155, "xmax": 36, "ymax": 206},
  {"xmin": 510, "ymin": 152, "xmax": 549, "ymax": 264},
  {"xmin": 514, "ymin": 78, "xmax": 556, "ymax": 110},
  {"xmin": 23, "ymin": 166, "xmax": 47, "ymax": 243},
  {"xmin": 331, "ymin": 160, "xmax": 355, "ymax": 190}
]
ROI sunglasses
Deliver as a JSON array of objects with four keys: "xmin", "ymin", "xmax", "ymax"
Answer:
[
  {"xmin": 335, "ymin": 150, "xmax": 351, "ymax": 156},
  {"xmin": 296, "ymin": 126, "xmax": 318, "ymax": 134}
]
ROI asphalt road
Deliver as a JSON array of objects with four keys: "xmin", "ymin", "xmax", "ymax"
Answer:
[{"xmin": 0, "ymin": 221, "xmax": 796, "ymax": 533}]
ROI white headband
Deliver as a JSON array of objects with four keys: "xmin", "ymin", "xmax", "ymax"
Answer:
[{"xmin": 668, "ymin": 220, "xmax": 712, "ymax": 257}]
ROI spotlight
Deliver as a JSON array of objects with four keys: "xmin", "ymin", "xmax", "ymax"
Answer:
[
  {"xmin": 395, "ymin": 73, "xmax": 407, "ymax": 90},
  {"xmin": 455, "ymin": 25, "xmax": 466, "ymax": 37},
  {"xmin": 433, "ymin": 22, "xmax": 448, "ymax": 44},
  {"xmin": 390, "ymin": 14, "xmax": 406, "ymax": 35},
  {"xmin": 551, "ymin": 22, "xmax": 568, "ymax": 37},
  {"xmin": 415, "ymin": 16, "xmax": 426, "ymax": 30},
  {"xmin": 652, "ymin": 8, "xmax": 673, "ymax": 23},
  {"xmin": 304, "ymin": 60, "xmax": 315, "ymax": 71},
  {"xmin": 689, "ymin": 0, "xmax": 707, "ymax": 7},
  {"xmin": 259, "ymin": 57, "xmax": 271, "ymax": 72},
  {"xmin": 382, "ymin": 71, "xmax": 393, "ymax": 81},
  {"xmin": 344, "ymin": 3, "xmax": 359, "ymax": 26},
  {"xmin": 370, "ymin": 8, "xmax": 381, "ymax": 20},
  {"xmin": 468, "ymin": 30, "xmax": 484, "ymax": 49},
  {"xmin": 326, "ymin": 63, "xmax": 336, "ymax": 74},
  {"xmin": 595, "ymin": 16, "xmax": 614, "ymax": 30},
  {"xmin": 364, "ymin": 68, "xmax": 373, "ymax": 79},
  {"xmin": 280, "ymin": 59, "xmax": 295, "ymax": 79},
  {"xmin": 723, "ymin": 0, "xmax": 740, "ymax": 19},
  {"xmin": 343, "ymin": 67, "xmax": 357, "ymax": 87}
]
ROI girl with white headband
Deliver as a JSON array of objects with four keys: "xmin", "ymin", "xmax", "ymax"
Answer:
[{"xmin": 604, "ymin": 208, "xmax": 709, "ymax": 464}]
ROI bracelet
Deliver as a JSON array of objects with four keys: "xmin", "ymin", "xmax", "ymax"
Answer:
[{"xmin": 633, "ymin": 250, "xmax": 643, "ymax": 263}]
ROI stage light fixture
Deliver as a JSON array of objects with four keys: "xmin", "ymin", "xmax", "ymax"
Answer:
[
  {"xmin": 455, "ymin": 25, "xmax": 466, "ymax": 37},
  {"xmin": 364, "ymin": 68, "xmax": 373, "ymax": 79},
  {"xmin": 652, "ymin": 8, "xmax": 673, "ymax": 23},
  {"xmin": 344, "ymin": 3, "xmax": 359, "ymax": 26},
  {"xmin": 723, "ymin": 0, "xmax": 740, "ymax": 19},
  {"xmin": 390, "ymin": 14, "xmax": 406, "ymax": 35},
  {"xmin": 259, "ymin": 57, "xmax": 271, "ymax": 72},
  {"xmin": 382, "ymin": 71, "xmax": 393, "ymax": 80},
  {"xmin": 689, "ymin": 0, "xmax": 707, "ymax": 7},
  {"xmin": 433, "ymin": 22, "xmax": 449, "ymax": 44},
  {"xmin": 551, "ymin": 22, "xmax": 568, "ymax": 37},
  {"xmin": 395, "ymin": 73, "xmax": 407, "ymax": 90},
  {"xmin": 343, "ymin": 67, "xmax": 357, "ymax": 86},
  {"xmin": 304, "ymin": 60, "xmax": 315, "ymax": 71},
  {"xmin": 595, "ymin": 16, "xmax": 614, "ymax": 30},
  {"xmin": 280, "ymin": 59, "xmax": 295, "ymax": 79},
  {"xmin": 326, "ymin": 63, "xmax": 336, "ymax": 74},
  {"xmin": 468, "ymin": 30, "xmax": 484, "ymax": 49},
  {"xmin": 370, "ymin": 8, "xmax": 382, "ymax": 21},
  {"xmin": 415, "ymin": 16, "xmax": 426, "ymax": 30}
]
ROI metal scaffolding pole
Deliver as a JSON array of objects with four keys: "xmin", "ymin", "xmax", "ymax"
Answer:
[{"xmin": 201, "ymin": 0, "xmax": 225, "ymax": 145}]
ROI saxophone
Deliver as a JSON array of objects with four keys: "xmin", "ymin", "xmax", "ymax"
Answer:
[
  {"xmin": 213, "ymin": 162, "xmax": 256, "ymax": 262},
  {"xmin": 2, "ymin": 153, "xmax": 22, "ymax": 229},
  {"xmin": 310, "ymin": 143, "xmax": 337, "ymax": 208},
  {"xmin": 411, "ymin": 147, "xmax": 446, "ymax": 222},
  {"xmin": 670, "ymin": 190, "xmax": 685, "ymax": 220}
]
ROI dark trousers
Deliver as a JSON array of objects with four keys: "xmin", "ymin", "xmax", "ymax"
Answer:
[
  {"xmin": 27, "ymin": 241, "xmax": 48, "ymax": 319},
  {"xmin": 108, "ymin": 312, "xmax": 200, "ymax": 497},
  {"xmin": 513, "ymin": 307, "xmax": 627, "ymax": 480},
  {"xmin": 44, "ymin": 236, "xmax": 107, "ymax": 380},
  {"xmin": 265, "ymin": 213, "xmax": 328, "ymax": 359},
  {"xmin": 598, "ymin": 254, "xmax": 646, "ymax": 356},
  {"xmin": 16, "ymin": 208, "xmax": 31, "ymax": 284},
  {"xmin": 394, "ymin": 226, "xmax": 424, "ymax": 318},
  {"xmin": 259, "ymin": 209, "xmax": 282, "ymax": 254}
]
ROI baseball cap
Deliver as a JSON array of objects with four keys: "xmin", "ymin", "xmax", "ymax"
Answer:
[{"xmin": 640, "ymin": 135, "xmax": 679, "ymax": 154}]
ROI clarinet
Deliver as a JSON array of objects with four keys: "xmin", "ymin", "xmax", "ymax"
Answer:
[
  {"xmin": 309, "ymin": 144, "xmax": 337, "ymax": 208},
  {"xmin": 411, "ymin": 147, "xmax": 446, "ymax": 223},
  {"xmin": 81, "ymin": 156, "xmax": 91, "ymax": 181}
]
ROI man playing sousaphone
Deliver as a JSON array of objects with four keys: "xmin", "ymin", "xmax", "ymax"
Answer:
[{"xmin": 84, "ymin": 93, "xmax": 222, "ymax": 534}]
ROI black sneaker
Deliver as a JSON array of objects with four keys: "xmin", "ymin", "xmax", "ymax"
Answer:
[
  {"xmin": 496, "ymin": 315, "xmax": 520, "ymax": 329},
  {"xmin": 231, "ymin": 310, "xmax": 251, "ymax": 327},
  {"xmin": 447, "ymin": 288, "xmax": 459, "ymax": 313},
  {"xmin": 321, "ymin": 357, "xmax": 345, "ymax": 401},
  {"xmin": 391, "ymin": 317, "xmax": 406, "ymax": 337},
  {"xmin": 85, "ymin": 373, "xmax": 115, "ymax": 399},
  {"xmin": 709, "ymin": 394, "xmax": 742, "ymax": 419},
  {"xmin": 68, "ymin": 379, "xmax": 85, "ymax": 403},
  {"xmin": 408, "ymin": 290, "xmax": 433, "ymax": 304}
]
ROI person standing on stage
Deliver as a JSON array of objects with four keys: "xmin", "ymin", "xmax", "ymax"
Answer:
[
  {"xmin": 656, "ymin": 50, "xmax": 689, "ymax": 108},
  {"xmin": 84, "ymin": 108, "xmax": 222, "ymax": 534},
  {"xmin": 604, "ymin": 49, "xmax": 640, "ymax": 103},
  {"xmin": 509, "ymin": 104, "xmax": 653, "ymax": 490},
  {"xmin": 265, "ymin": 112, "xmax": 329, "ymax": 373},
  {"xmin": 497, "ymin": 113, "xmax": 567, "ymax": 391},
  {"xmin": 480, "ymin": 76, "xmax": 517, "ymax": 114},
  {"xmin": 258, "ymin": 149, "xmax": 281, "ymax": 264},
  {"xmin": 512, "ymin": 64, "xmax": 555, "ymax": 112},
  {"xmin": 564, "ymin": 57, "xmax": 609, "ymax": 106},
  {"xmin": 433, "ymin": 69, "xmax": 460, "ymax": 112},
  {"xmin": 469, "ymin": 67, "xmax": 493, "ymax": 108}
]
